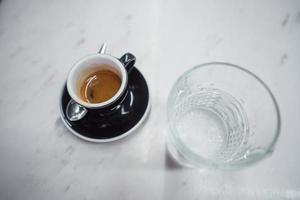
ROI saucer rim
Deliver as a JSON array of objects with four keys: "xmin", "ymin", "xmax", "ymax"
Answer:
[{"xmin": 59, "ymin": 67, "xmax": 151, "ymax": 143}]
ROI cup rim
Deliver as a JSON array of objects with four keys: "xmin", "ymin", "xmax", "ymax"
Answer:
[
  {"xmin": 67, "ymin": 54, "xmax": 128, "ymax": 109},
  {"xmin": 167, "ymin": 62, "xmax": 281, "ymax": 169}
]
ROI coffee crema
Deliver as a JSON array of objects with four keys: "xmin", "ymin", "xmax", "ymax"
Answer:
[{"xmin": 80, "ymin": 69, "xmax": 121, "ymax": 103}]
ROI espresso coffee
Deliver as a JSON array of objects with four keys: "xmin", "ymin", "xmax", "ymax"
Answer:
[{"xmin": 80, "ymin": 69, "xmax": 121, "ymax": 103}]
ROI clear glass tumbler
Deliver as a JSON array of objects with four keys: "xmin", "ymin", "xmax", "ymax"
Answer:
[{"xmin": 167, "ymin": 62, "xmax": 281, "ymax": 170}]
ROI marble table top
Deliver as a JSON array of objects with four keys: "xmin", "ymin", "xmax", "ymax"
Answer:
[{"xmin": 0, "ymin": 0, "xmax": 300, "ymax": 199}]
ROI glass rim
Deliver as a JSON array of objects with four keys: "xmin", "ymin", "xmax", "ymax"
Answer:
[{"xmin": 167, "ymin": 62, "xmax": 281, "ymax": 169}]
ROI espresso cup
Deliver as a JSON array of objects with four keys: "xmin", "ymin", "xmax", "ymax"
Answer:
[{"xmin": 66, "ymin": 44, "xmax": 136, "ymax": 121}]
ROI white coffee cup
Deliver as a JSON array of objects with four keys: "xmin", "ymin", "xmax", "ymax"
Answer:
[{"xmin": 66, "ymin": 44, "xmax": 136, "ymax": 121}]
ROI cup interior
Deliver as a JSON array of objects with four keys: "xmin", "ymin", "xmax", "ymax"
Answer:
[{"xmin": 67, "ymin": 54, "xmax": 127, "ymax": 108}]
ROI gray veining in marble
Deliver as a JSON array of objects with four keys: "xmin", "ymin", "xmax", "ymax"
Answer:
[{"xmin": 0, "ymin": 0, "xmax": 300, "ymax": 199}]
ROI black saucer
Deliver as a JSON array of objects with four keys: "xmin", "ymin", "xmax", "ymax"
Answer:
[{"xmin": 60, "ymin": 67, "xmax": 150, "ymax": 142}]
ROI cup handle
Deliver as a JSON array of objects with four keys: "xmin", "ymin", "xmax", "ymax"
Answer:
[{"xmin": 119, "ymin": 53, "xmax": 136, "ymax": 74}]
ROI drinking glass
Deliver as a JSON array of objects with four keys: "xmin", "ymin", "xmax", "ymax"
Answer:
[{"xmin": 167, "ymin": 62, "xmax": 281, "ymax": 170}]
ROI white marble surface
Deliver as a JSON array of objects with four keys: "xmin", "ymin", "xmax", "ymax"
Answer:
[{"xmin": 0, "ymin": 0, "xmax": 300, "ymax": 199}]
